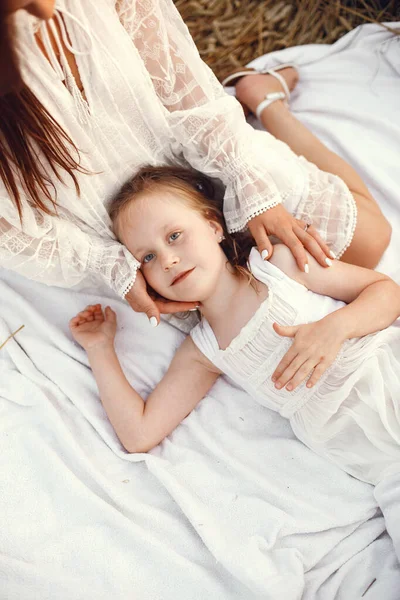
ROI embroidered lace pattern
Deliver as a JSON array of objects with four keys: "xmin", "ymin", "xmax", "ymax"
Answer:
[{"xmin": 0, "ymin": 0, "xmax": 356, "ymax": 297}]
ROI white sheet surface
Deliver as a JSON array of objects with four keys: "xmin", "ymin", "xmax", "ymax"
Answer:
[{"xmin": 1, "ymin": 22, "xmax": 400, "ymax": 600}]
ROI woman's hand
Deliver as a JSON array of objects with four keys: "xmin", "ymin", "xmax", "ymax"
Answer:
[
  {"xmin": 125, "ymin": 270, "xmax": 199, "ymax": 326},
  {"xmin": 248, "ymin": 205, "xmax": 334, "ymax": 272},
  {"xmin": 69, "ymin": 304, "xmax": 117, "ymax": 351},
  {"xmin": 271, "ymin": 318, "xmax": 345, "ymax": 391}
]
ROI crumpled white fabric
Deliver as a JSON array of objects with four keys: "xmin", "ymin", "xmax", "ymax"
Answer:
[{"xmin": 0, "ymin": 18, "xmax": 400, "ymax": 600}]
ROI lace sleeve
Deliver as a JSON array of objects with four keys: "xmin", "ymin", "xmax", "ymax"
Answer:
[
  {"xmin": 0, "ymin": 197, "xmax": 140, "ymax": 298},
  {"xmin": 116, "ymin": 0, "xmax": 285, "ymax": 233}
]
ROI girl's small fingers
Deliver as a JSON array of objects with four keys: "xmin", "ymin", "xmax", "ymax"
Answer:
[
  {"xmin": 306, "ymin": 362, "xmax": 328, "ymax": 388},
  {"xmin": 286, "ymin": 359, "xmax": 317, "ymax": 391},
  {"xmin": 272, "ymin": 349, "xmax": 297, "ymax": 382},
  {"xmin": 273, "ymin": 322, "xmax": 298, "ymax": 338},
  {"xmin": 105, "ymin": 306, "xmax": 117, "ymax": 321},
  {"xmin": 274, "ymin": 354, "xmax": 305, "ymax": 389},
  {"xmin": 84, "ymin": 304, "xmax": 100, "ymax": 314}
]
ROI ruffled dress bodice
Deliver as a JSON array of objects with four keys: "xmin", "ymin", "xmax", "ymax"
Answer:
[{"xmin": 191, "ymin": 248, "xmax": 400, "ymax": 485}]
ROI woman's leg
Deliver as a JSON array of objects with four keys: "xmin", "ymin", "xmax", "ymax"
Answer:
[{"xmin": 235, "ymin": 69, "xmax": 391, "ymax": 268}]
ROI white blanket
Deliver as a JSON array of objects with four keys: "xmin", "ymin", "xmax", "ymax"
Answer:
[{"xmin": 1, "ymin": 23, "xmax": 400, "ymax": 600}]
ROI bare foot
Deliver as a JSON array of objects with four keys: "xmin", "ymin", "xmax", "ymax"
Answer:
[{"xmin": 235, "ymin": 67, "xmax": 299, "ymax": 115}]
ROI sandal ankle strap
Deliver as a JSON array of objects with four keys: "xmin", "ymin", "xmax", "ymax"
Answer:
[{"xmin": 255, "ymin": 91, "xmax": 286, "ymax": 120}]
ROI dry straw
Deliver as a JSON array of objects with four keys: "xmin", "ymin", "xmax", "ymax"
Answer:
[
  {"xmin": 0, "ymin": 325, "xmax": 25, "ymax": 350},
  {"xmin": 174, "ymin": 0, "xmax": 399, "ymax": 80}
]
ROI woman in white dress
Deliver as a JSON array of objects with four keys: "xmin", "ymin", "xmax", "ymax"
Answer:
[{"xmin": 0, "ymin": 0, "xmax": 391, "ymax": 325}]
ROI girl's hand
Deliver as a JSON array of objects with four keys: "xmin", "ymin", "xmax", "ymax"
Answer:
[
  {"xmin": 271, "ymin": 319, "xmax": 345, "ymax": 391},
  {"xmin": 125, "ymin": 270, "xmax": 199, "ymax": 326},
  {"xmin": 69, "ymin": 304, "xmax": 117, "ymax": 351},
  {"xmin": 248, "ymin": 205, "xmax": 333, "ymax": 273}
]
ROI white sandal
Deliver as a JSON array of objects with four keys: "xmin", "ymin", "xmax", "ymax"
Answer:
[{"xmin": 221, "ymin": 63, "xmax": 297, "ymax": 121}]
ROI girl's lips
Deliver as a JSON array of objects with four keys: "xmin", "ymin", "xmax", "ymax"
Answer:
[{"xmin": 171, "ymin": 268, "xmax": 195, "ymax": 286}]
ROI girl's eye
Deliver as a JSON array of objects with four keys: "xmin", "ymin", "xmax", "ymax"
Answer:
[
  {"xmin": 169, "ymin": 232, "xmax": 181, "ymax": 242},
  {"xmin": 142, "ymin": 252, "xmax": 155, "ymax": 264}
]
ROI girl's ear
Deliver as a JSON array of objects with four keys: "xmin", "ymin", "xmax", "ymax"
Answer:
[{"xmin": 208, "ymin": 219, "xmax": 224, "ymax": 238}]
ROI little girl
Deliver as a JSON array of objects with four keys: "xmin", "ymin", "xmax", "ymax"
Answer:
[{"xmin": 70, "ymin": 166, "xmax": 400, "ymax": 556}]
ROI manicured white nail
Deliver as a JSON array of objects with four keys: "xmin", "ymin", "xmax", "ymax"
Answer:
[
  {"xmin": 325, "ymin": 257, "xmax": 333, "ymax": 267},
  {"xmin": 261, "ymin": 249, "xmax": 269, "ymax": 260},
  {"xmin": 149, "ymin": 316, "xmax": 158, "ymax": 327},
  {"xmin": 188, "ymin": 308, "xmax": 199, "ymax": 312},
  {"xmin": 304, "ymin": 263, "xmax": 309, "ymax": 274},
  {"xmin": 329, "ymin": 251, "xmax": 336, "ymax": 259}
]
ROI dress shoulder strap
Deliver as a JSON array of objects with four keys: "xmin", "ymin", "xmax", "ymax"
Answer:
[{"xmin": 190, "ymin": 319, "xmax": 219, "ymax": 363}]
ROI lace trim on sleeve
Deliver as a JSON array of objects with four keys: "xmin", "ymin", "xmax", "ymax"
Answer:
[
  {"xmin": 0, "ymin": 197, "xmax": 139, "ymax": 297},
  {"xmin": 88, "ymin": 238, "xmax": 140, "ymax": 298}
]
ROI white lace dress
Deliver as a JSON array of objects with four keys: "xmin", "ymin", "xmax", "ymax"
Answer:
[
  {"xmin": 1, "ymin": 0, "xmax": 356, "ymax": 297},
  {"xmin": 191, "ymin": 248, "xmax": 400, "ymax": 487}
]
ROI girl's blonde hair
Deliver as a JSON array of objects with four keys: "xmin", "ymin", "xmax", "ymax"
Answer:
[{"xmin": 109, "ymin": 165, "xmax": 255, "ymax": 285}]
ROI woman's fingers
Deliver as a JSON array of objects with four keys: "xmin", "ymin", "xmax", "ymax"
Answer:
[
  {"xmin": 252, "ymin": 226, "xmax": 273, "ymax": 261},
  {"xmin": 124, "ymin": 272, "xmax": 160, "ymax": 326},
  {"xmin": 295, "ymin": 224, "xmax": 334, "ymax": 268},
  {"xmin": 279, "ymin": 229, "xmax": 309, "ymax": 272},
  {"xmin": 155, "ymin": 299, "xmax": 200, "ymax": 314},
  {"xmin": 304, "ymin": 224, "xmax": 335, "ymax": 259}
]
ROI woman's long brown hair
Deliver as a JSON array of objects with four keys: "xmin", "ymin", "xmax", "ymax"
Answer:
[{"xmin": 0, "ymin": 15, "xmax": 87, "ymax": 221}]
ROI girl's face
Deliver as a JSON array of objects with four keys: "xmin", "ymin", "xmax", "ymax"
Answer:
[{"xmin": 118, "ymin": 189, "xmax": 226, "ymax": 303}]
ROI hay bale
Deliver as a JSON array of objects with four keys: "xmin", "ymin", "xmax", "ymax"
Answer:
[{"xmin": 174, "ymin": 0, "xmax": 399, "ymax": 80}]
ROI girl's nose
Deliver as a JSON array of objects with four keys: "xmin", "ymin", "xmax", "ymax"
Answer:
[{"xmin": 163, "ymin": 254, "xmax": 180, "ymax": 272}]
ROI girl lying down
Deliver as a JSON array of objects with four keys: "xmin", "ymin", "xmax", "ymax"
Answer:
[{"xmin": 70, "ymin": 166, "xmax": 400, "ymax": 545}]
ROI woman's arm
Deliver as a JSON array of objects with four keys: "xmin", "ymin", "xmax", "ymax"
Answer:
[
  {"xmin": 70, "ymin": 304, "xmax": 220, "ymax": 453},
  {"xmin": 0, "ymin": 196, "xmax": 139, "ymax": 297},
  {"xmin": 115, "ymin": 0, "xmax": 331, "ymax": 270}
]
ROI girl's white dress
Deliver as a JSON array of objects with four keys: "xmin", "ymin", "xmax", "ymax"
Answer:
[
  {"xmin": 1, "ymin": 0, "xmax": 356, "ymax": 298},
  {"xmin": 191, "ymin": 248, "xmax": 400, "ymax": 487}
]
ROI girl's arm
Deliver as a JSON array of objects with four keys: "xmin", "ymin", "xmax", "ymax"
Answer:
[
  {"xmin": 268, "ymin": 244, "xmax": 400, "ymax": 391},
  {"xmin": 271, "ymin": 243, "xmax": 400, "ymax": 336},
  {"xmin": 70, "ymin": 305, "xmax": 220, "ymax": 453}
]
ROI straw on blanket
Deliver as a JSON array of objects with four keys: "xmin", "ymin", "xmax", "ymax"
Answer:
[
  {"xmin": 174, "ymin": 0, "xmax": 400, "ymax": 81},
  {"xmin": 0, "ymin": 325, "xmax": 25, "ymax": 350}
]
